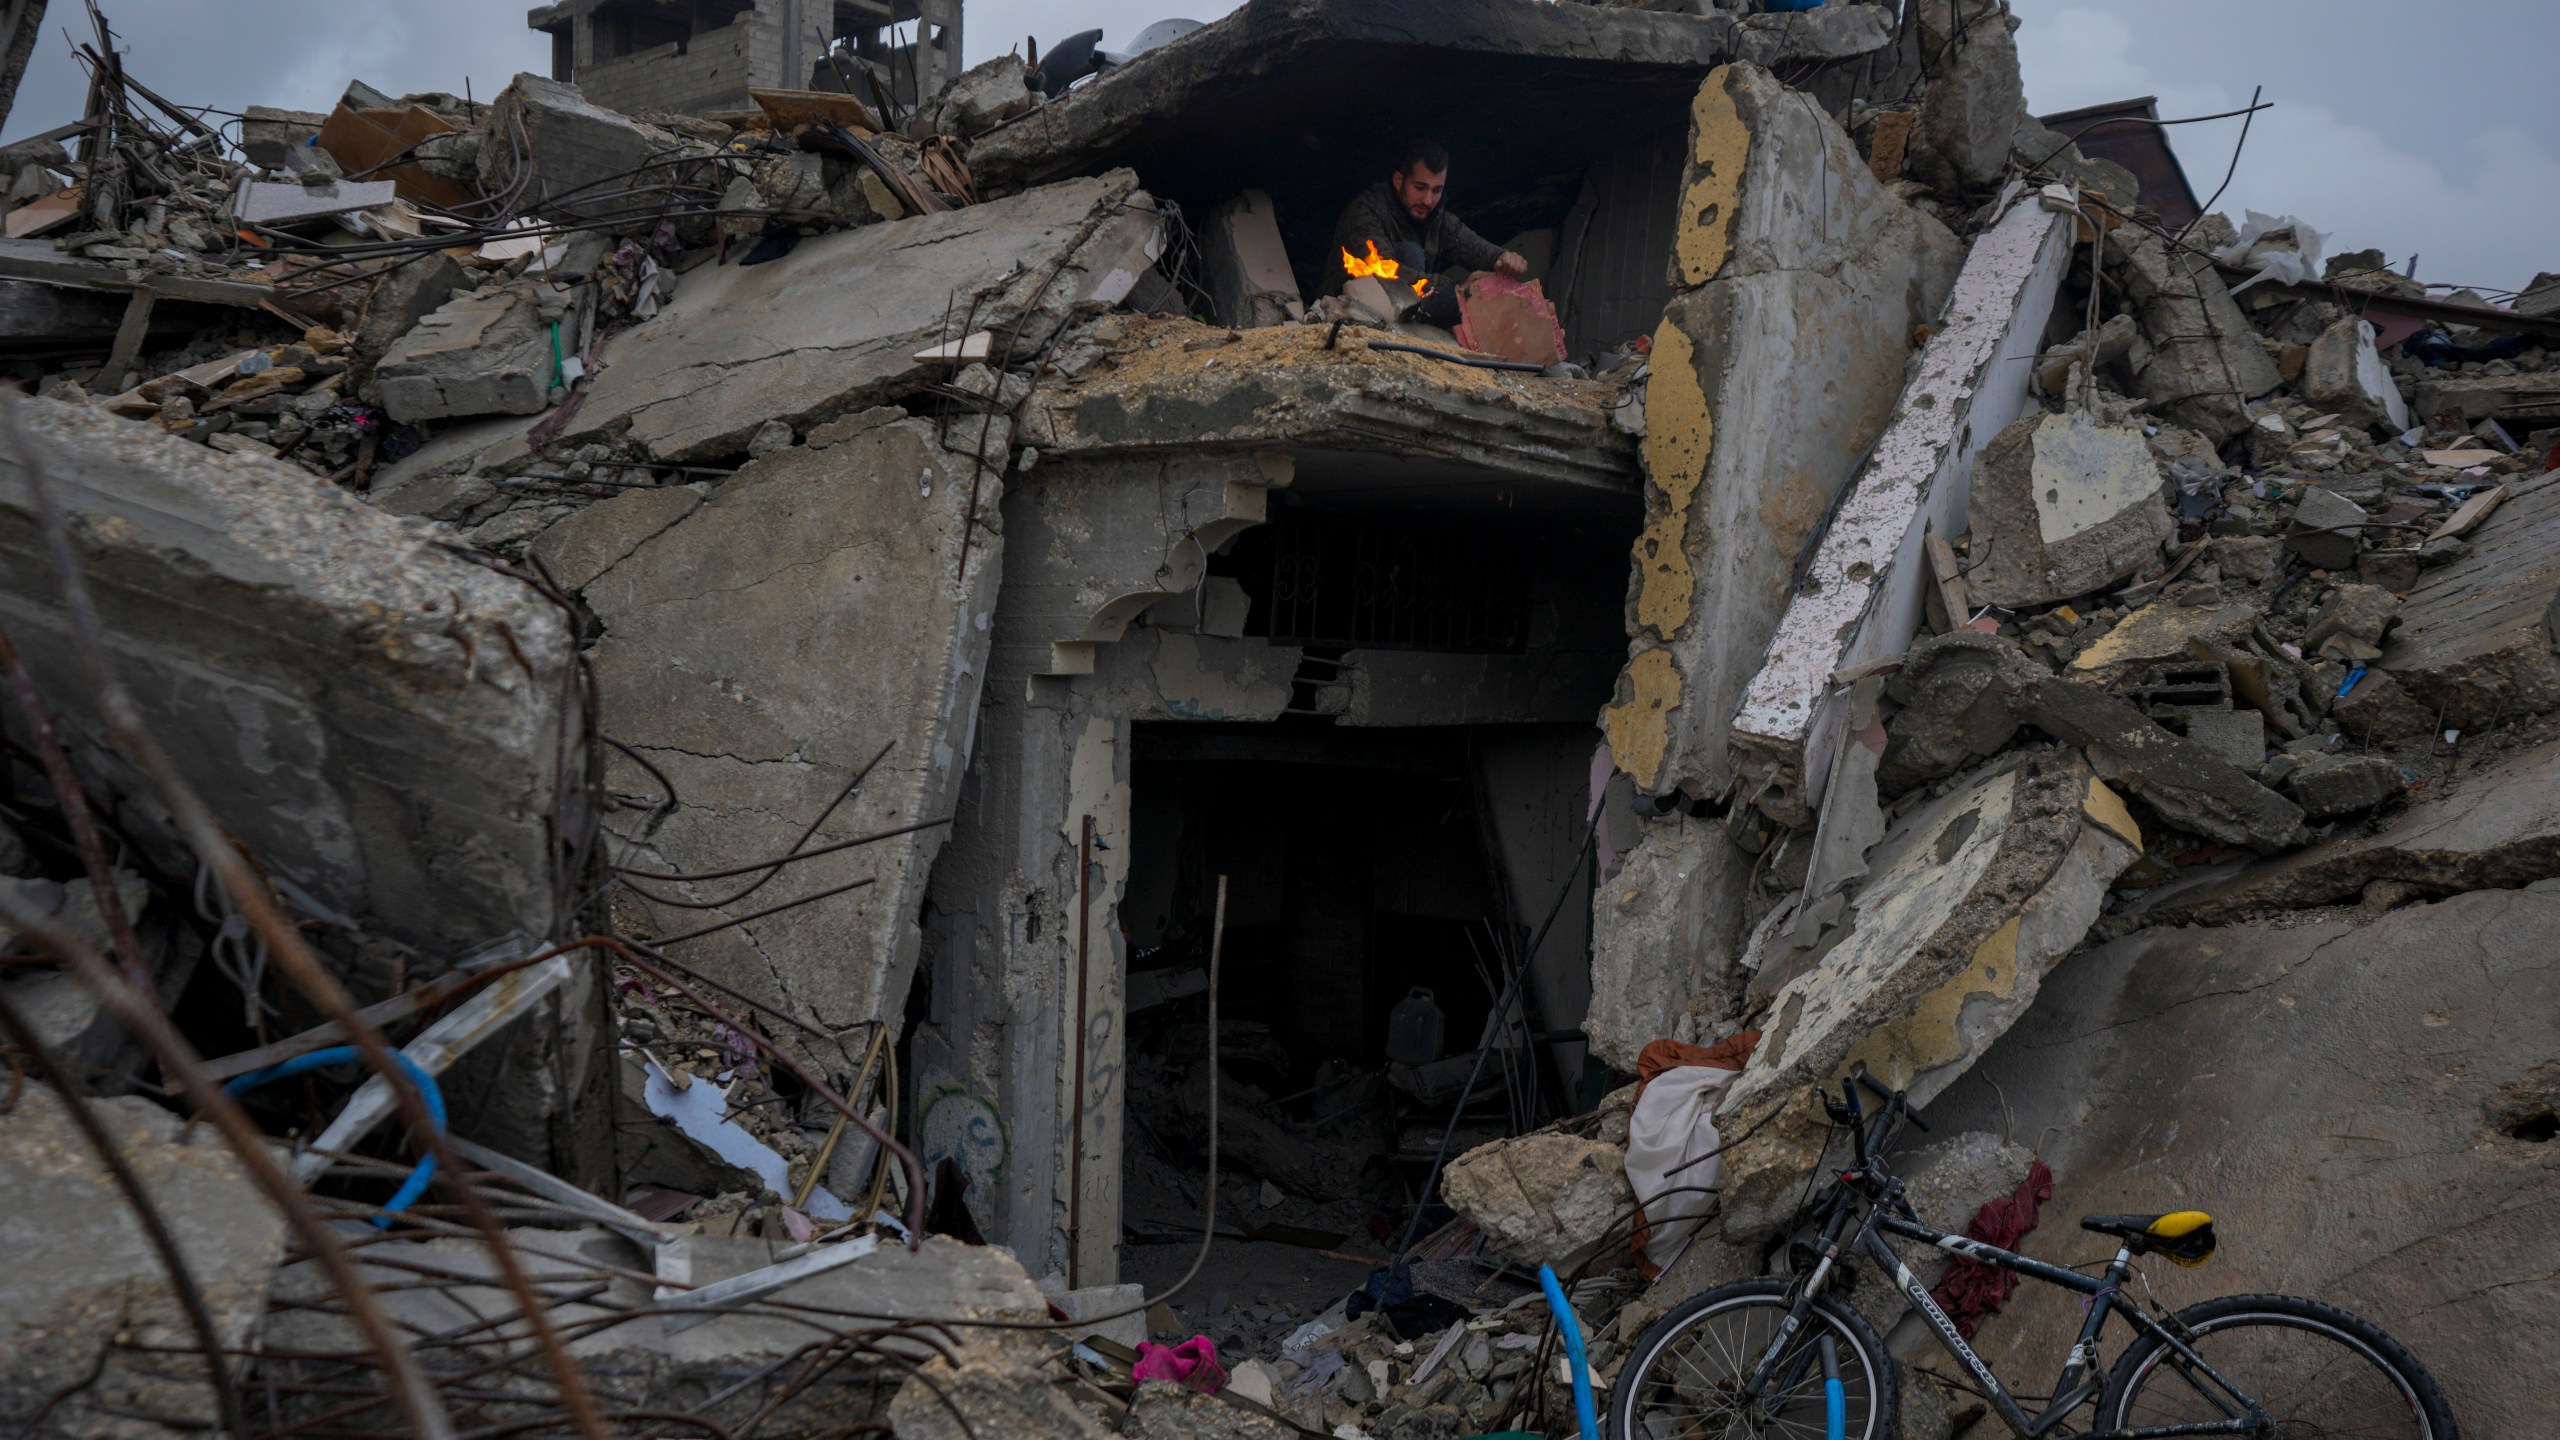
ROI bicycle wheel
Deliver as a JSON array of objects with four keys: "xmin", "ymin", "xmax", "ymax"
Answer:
[
  {"xmin": 1607, "ymin": 1278, "xmax": 1899, "ymax": 1440},
  {"xmin": 2099, "ymin": 1293, "xmax": 2459, "ymax": 1438}
]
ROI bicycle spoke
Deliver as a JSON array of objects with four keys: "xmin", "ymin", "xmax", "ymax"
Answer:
[{"xmin": 2121, "ymin": 1314, "xmax": 2430, "ymax": 1439}]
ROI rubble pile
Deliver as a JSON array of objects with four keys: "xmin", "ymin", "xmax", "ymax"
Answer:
[{"xmin": 3, "ymin": 0, "xmax": 2557, "ymax": 1435}]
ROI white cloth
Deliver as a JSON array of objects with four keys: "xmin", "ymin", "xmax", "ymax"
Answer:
[{"xmin": 1624, "ymin": 1063, "xmax": 1741, "ymax": 1274}]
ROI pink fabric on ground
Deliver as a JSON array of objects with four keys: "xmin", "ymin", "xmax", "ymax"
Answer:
[{"xmin": 1132, "ymin": 1335, "xmax": 1227, "ymax": 1394}]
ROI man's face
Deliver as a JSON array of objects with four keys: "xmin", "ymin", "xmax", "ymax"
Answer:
[{"xmin": 1391, "ymin": 163, "xmax": 1447, "ymax": 223}]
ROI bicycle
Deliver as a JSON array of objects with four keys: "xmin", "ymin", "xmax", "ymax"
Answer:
[{"xmin": 1608, "ymin": 1071, "xmax": 2459, "ymax": 1439}]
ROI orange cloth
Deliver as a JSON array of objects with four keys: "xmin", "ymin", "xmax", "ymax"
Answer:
[{"xmin": 1626, "ymin": 1031, "xmax": 1759, "ymax": 1275}]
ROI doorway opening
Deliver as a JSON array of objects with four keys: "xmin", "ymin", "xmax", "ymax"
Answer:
[{"xmin": 1115, "ymin": 721, "xmax": 1596, "ymax": 1355}]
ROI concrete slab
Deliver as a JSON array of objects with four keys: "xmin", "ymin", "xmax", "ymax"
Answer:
[
  {"xmin": 561, "ymin": 173, "xmax": 1159, "ymax": 461},
  {"xmin": 587, "ymin": 418, "xmax": 1004, "ymax": 1065},
  {"xmin": 1016, "ymin": 315, "xmax": 1637, "ymax": 492},
  {"xmin": 375, "ymin": 281, "xmax": 562, "ymax": 421},
  {"xmin": 1964, "ymin": 408, "xmax": 2172, "ymax": 608},
  {"xmin": 1715, "ymin": 750, "xmax": 2141, "ymax": 1239},
  {"xmin": 1727, "ymin": 198, "xmax": 2075, "ymax": 827},
  {"xmin": 2379, "ymin": 472, "xmax": 2560, "ymax": 726},
  {"xmin": 1601, "ymin": 61, "xmax": 1961, "ymax": 801},
  {"xmin": 0, "ymin": 398, "xmax": 582, "ymax": 963},
  {"xmin": 2137, "ymin": 737, "xmax": 2560, "ymax": 925},
  {"xmin": 1926, "ymin": 887, "xmax": 2560, "ymax": 1435},
  {"xmin": 0, "ymin": 1085, "xmax": 285, "ymax": 1434}
]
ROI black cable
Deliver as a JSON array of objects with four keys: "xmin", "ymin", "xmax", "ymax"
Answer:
[{"xmin": 1392, "ymin": 807, "xmax": 1604, "ymax": 1256}]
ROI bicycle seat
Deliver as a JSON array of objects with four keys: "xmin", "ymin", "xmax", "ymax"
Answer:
[{"xmin": 2080, "ymin": 1211, "xmax": 2216, "ymax": 1265}]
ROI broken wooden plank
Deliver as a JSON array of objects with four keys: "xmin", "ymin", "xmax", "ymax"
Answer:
[
  {"xmin": 750, "ymin": 87, "xmax": 881, "ymax": 136},
  {"xmin": 93, "ymin": 286, "xmax": 157, "ymax": 394},
  {"xmin": 2429, "ymin": 483, "xmax": 2507, "ymax": 541},
  {"xmin": 1926, "ymin": 532, "xmax": 1970, "ymax": 625},
  {"xmin": 915, "ymin": 330, "xmax": 992, "ymax": 364},
  {"xmin": 0, "ymin": 237, "xmax": 276, "ymax": 308}
]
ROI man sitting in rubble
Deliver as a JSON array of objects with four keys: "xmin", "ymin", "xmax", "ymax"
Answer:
[{"xmin": 1328, "ymin": 139, "xmax": 1528, "ymax": 301}]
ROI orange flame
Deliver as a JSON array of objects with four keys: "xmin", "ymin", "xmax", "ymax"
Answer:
[{"xmin": 1341, "ymin": 240, "xmax": 1431, "ymax": 298}]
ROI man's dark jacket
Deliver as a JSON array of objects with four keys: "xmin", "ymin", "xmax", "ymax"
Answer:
[{"xmin": 1326, "ymin": 181, "xmax": 1506, "ymax": 294}]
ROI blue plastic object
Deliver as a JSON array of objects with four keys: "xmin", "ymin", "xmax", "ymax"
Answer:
[
  {"xmin": 1763, "ymin": 0, "xmax": 1827, "ymax": 10},
  {"xmin": 225, "ymin": 1046, "xmax": 444, "ymax": 1228},
  {"xmin": 1821, "ymin": 1333, "xmax": 1847, "ymax": 1440},
  {"xmin": 1538, "ymin": 1264, "xmax": 1601, "ymax": 1440}
]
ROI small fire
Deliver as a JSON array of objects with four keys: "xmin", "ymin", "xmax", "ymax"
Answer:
[{"xmin": 1341, "ymin": 240, "xmax": 1431, "ymax": 298}]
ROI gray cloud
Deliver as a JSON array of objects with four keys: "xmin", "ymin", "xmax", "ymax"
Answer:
[{"xmin": 8, "ymin": 0, "xmax": 2550, "ymax": 294}]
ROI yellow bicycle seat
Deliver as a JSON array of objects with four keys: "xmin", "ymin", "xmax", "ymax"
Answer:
[{"xmin": 2079, "ymin": 1210, "xmax": 2217, "ymax": 1266}]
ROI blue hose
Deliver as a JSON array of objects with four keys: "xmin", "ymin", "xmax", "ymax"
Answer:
[
  {"xmin": 225, "ymin": 1046, "xmax": 444, "ymax": 1228},
  {"xmin": 1820, "ymin": 1333, "xmax": 1847, "ymax": 1440},
  {"xmin": 1538, "ymin": 1263, "xmax": 1601, "ymax": 1440}
]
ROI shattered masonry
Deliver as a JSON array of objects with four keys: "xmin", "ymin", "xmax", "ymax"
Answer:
[{"xmin": 0, "ymin": 0, "xmax": 2557, "ymax": 1436}]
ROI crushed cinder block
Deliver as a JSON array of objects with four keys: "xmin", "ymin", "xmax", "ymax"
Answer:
[
  {"xmin": 2020, "ymin": 677, "xmax": 2307, "ymax": 849},
  {"xmin": 1717, "ymin": 750, "xmax": 2141, "ymax": 1240},
  {"xmin": 2287, "ymin": 484, "xmax": 2369, "ymax": 572},
  {"xmin": 239, "ymin": 104, "xmax": 329, "ymax": 167},
  {"xmin": 2287, "ymin": 753, "xmax": 2407, "ymax": 820},
  {"xmin": 2184, "ymin": 708, "xmax": 2267, "ymax": 770},
  {"xmin": 1964, "ymin": 408, "xmax": 2173, "ymax": 606},
  {"xmin": 2305, "ymin": 582, "xmax": 2401, "ymax": 660}
]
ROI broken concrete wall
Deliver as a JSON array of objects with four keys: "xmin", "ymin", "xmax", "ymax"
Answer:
[
  {"xmin": 0, "ymin": 399, "xmax": 587, "ymax": 966},
  {"xmin": 1728, "ymin": 197, "xmax": 2075, "ymax": 829},
  {"xmin": 1928, "ymin": 886, "xmax": 2560, "ymax": 1434},
  {"xmin": 546, "ymin": 171, "xmax": 1161, "ymax": 463},
  {"xmin": 1584, "ymin": 808, "xmax": 1753, "ymax": 1071},
  {"xmin": 587, "ymin": 413, "xmax": 1005, "ymax": 1082},
  {"xmin": 1602, "ymin": 61, "xmax": 1960, "ymax": 804},
  {"xmin": 1713, "ymin": 750, "xmax": 2141, "ymax": 1239}
]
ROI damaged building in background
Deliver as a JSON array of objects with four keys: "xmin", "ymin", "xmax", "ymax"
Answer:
[{"xmin": 1, "ymin": 0, "xmax": 2557, "ymax": 1436}]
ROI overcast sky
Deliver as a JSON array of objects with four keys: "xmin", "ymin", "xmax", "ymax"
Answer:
[{"xmin": 7, "ymin": 1, "xmax": 2553, "ymax": 293}]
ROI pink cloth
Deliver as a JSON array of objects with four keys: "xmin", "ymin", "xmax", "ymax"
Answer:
[{"xmin": 1132, "ymin": 1335, "xmax": 1227, "ymax": 1394}]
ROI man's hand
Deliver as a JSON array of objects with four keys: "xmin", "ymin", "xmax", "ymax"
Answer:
[{"xmin": 1496, "ymin": 251, "xmax": 1529, "ymax": 279}]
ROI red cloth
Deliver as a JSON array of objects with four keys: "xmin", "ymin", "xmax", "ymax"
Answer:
[
  {"xmin": 1929, "ymin": 1158, "xmax": 2053, "ymax": 1339},
  {"xmin": 1132, "ymin": 1335, "xmax": 1226, "ymax": 1394}
]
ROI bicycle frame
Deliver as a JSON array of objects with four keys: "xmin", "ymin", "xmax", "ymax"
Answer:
[{"xmin": 1735, "ymin": 1079, "xmax": 2275, "ymax": 1440}]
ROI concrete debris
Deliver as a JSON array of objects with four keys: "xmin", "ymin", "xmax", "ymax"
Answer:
[
  {"xmin": 1718, "ymin": 750, "xmax": 2140, "ymax": 1239},
  {"xmin": 1963, "ymin": 408, "xmax": 2174, "ymax": 606},
  {"xmin": 1602, "ymin": 59, "xmax": 1960, "ymax": 801},
  {"xmin": 3, "ymin": 4, "xmax": 2554, "ymax": 1435},
  {"xmin": 1931, "ymin": 884, "xmax": 2560, "ymax": 1434},
  {"xmin": 1910, "ymin": 0, "xmax": 2026, "ymax": 192},
  {"xmin": 2104, "ymin": 223, "xmax": 2284, "ymax": 440},
  {"xmin": 0, "ymin": 1085, "xmax": 288, "ymax": 1436},
  {"xmin": 1439, "ymin": 1131, "xmax": 1635, "ymax": 1273}
]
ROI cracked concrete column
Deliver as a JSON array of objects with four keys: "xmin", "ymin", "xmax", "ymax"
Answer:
[{"xmin": 1586, "ymin": 61, "xmax": 1959, "ymax": 1063}]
